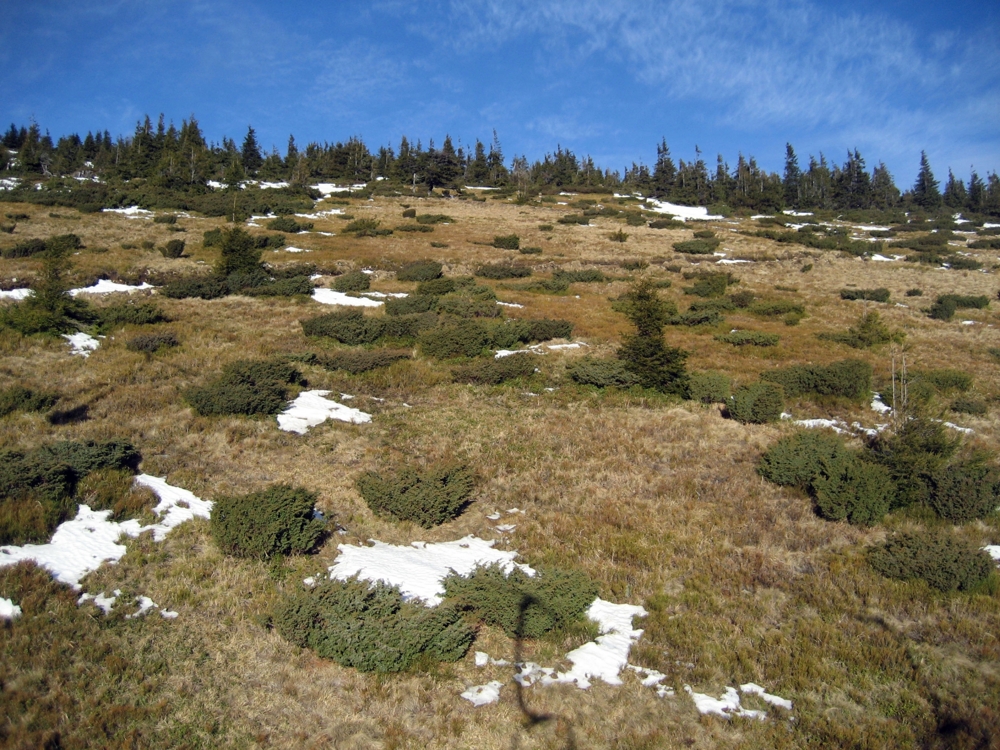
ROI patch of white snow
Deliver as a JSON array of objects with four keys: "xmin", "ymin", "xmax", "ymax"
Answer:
[
  {"xmin": 69, "ymin": 280, "xmax": 154, "ymax": 296},
  {"xmin": 63, "ymin": 332, "xmax": 100, "ymax": 357},
  {"xmin": 0, "ymin": 597, "xmax": 22, "ymax": 620},
  {"xmin": 461, "ymin": 681, "xmax": 504, "ymax": 706},
  {"xmin": 311, "ymin": 288, "xmax": 383, "ymax": 307},
  {"xmin": 277, "ymin": 390, "xmax": 372, "ymax": 433}
]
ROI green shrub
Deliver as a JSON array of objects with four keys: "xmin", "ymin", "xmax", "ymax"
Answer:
[
  {"xmin": 396, "ymin": 260, "xmax": 442, "ymax": 282},
  {"xmin": 538, "ymin": 224, "xmax": 554, "ymax": 232},
  {"xmin": 300, "ymin": 309, "xmax": 384, "ymax": 344},
  {"xmin": 667, "ymin": 309, "xmax": 725, "ymax": 327},
  {"xmin": 518, "ymin": 318, "xmax": 573, "ymax": 342},
  {"xmin": 185, "ymin": 359, "xmax": 302, "ymax": 417},
  {"xmin": 435, "ymin": 295, "xmax": 500, "ymax": 319},
  {"xmin": 493, "ymin": 234, "xmax": 520, "ymax": 250},
  {"xmin": 274, "ymin": 578, "xmax": 473, "ymax": 672},
  {"xmin": 938, "ymin": 294, "xmax": 990, "ymax": 310},
  {"xmin": 568, "ymin": 358, "xmax": 642, "ymax": 388},
  {"xmin": 202, "ymin": 228, "xmax": 223, "ymax": 247},
  {"xmin": 342, "ymin": 218, "xmax": 391, "ymax": 237},
  {"xmin": 453, "ymin": 353, "xmax": 537, "ymax": 385},
  {"xmin": 415, "ymin": 214, "xmax": 453, "ymax": 225},
  {"xmin": 819, "ymin": 311, "xmax": 900, "ymax": 349},
  {"xmin": 519, "ymin": 246, "xmax": 543, "ymax": 255},
  {"xmin": 928, "ymin": 456, "xmax": 1000, "ymax": 522},
  {"xmin": 2, "ymin": 238, "xmax": 46, "ymax": 258},
  {"xmin": 553, "ymin": 269, "xmax": 605, "ymax": 284},
  {"xmin": 520, "ymin": 277, "xmax": 570, "ymax": 294},
  {"xmin": 715, "ymin": 330, "xmax": 779, "ymax": 347},
  {"xmin": 0, "ymin": 440, "xmax": 140, "ymax": 544},
  {"xmin": 211, "ymin": 485, "xmax": 324, "ymax": 559},
  {"xmin": 125, "ymin": 331, "xmax": 179, "ymax": 353},
  {"xmin": 950, "ymin": 397, "xmax": 987, "ymax": 415},
  {"xmin": 443, "ymin": 564, "xmax": 598, "ymax": 638},
  {"xmin": 869, "ymin": 418, "xmax": 958, "ymax": 509},
  {"xmin": 749, "ymin": 299, "xmax": 805, "ymax": 318},
  {"xmin": 811, "ymin": 456, "xmax": 894, "ymax": 526},
  {"xmin": 649, "ymin": 219, "xmax": 685, "ymax": 229},
  {"xmin": 928, "ymin": 296, "xmax": 957, "ymax": 321},
  {"xmin": 683, "ymin": 272, "xmax": 735, "ymax": 298},
  {"xmin": 394, "ymin": 224, "xmax": 434, "ymax": 233},
  {"xmin": 762, "ymin": 359, "xmax": 872, "ymax": 401},
  {"xmin": 729, "ymin": 290, "xmax": 756, "ymax": 308},
  {"xmin": 214, "ymin": 227, "xmax": 264, "ymax": 277},
  {"xmin": 160, "ymin": 275, "xmax": 229, "ymax": 300},
  {"xmin": 415, "ymin": 277, "xmax": 456, "ymax": 296},
  {"xmin": 727, "ymin": 382, "xmax": 783, "ymax": 424},
  {"xmin": 672, "ymin": 238, "xmax": 721, "ymax": 255},
  {"xmin": 917, "ymin": 368, "xmax": 973, "ymax": 394},
  {"xmin": 244, "ymin": 276, "xmax": 314, "ymax": 297},
  {"xmin": 688, "ymin": 371, "xmax": 731, "ymax": 404},
  {"xmin": 160, "ymin": 239, "xmax": 185, "ymax": 258},
  {"xmin": 153, "ymin": 214, "xmax": 176, "ymax": 224},
  {"xmin": 906, "ymin": 288, "xmax": 924, "ymax": 297},
  {"xmin": 418, "ymin": 320, "xmax": 490, "ymax": 359},
  {"xmin": 840, "ymin": 288, "xmax": 890, "ymax": 302},
  {"xmin": 869, "ymin": 531, "xmax": 995, "ymax": 592},
  {"xmin": 266, "ymin": 216, "xmax": 313, "ymax": 233},
  {"xmin": 267, "ymin": 263, "xmax": 317, "ymax": 280},
  {"xmin": 332, "ymin": 270, "xmax": 370, "ymax": 293},
  {"xmin": 557, "ymin": 214, "xmax": 590, "ymax": 225},
  {"xmin": 620, "ymin": 259, "xmax": 648, "ymax": 271},
  {"xmin": 356, "ymin": 463, "xmax": 474, "ymax": 528},
  {"xmin": 623, "ymin": 212, "xmax": 646, "ymax": 226},
  {"xmin": 318, "ymin": 349, "xmax": 411, "ymax": 374},
  {"xmin": 758, "ymin": 430, "xmax": 852, "ymax": 488},
  {"xmin": 608, "ymin": 229, "xmax": 629, "ymax": 243},
  {"xmin": 476, "ymin": 263, "xmax": 532, "ymax": 280},
  {"xmin": 0, "ymin": 386, "xmax": 57, "ymax": 418},
  {"xmin": 384, "ymin": 295, "xmax": 438, "ymax": 316},
  {"xmin": 98, "ymin": 301, "xmax": 167, "ymax": 329}
]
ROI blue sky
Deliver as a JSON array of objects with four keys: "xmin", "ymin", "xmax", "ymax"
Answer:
[{"xmin": 1, "ymin": 0, "xmax": 997, "ymax": 187}]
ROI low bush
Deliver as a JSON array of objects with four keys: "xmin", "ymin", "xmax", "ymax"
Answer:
[
  {"xmin": 906, "ymin": 288, "xmax": 924, "ymax": 297},
  {"xmin": 819, "ymin": 311, "xmax": 901, "ymax": 349},
  {"xmin": 688, "ymin": 299, "xmax": 735, "ymax": 314},
  {"xmin": 2, "ymin": 234, "xmax": 83, "ymax": 259},
  {"xmin": 492, "ymin": 234, "xmax": 520, "ymax": 250},
  {"xmin": 608, "ymin": 229, "xmax": 629, "ymax": 243},
  {"xmin": 557, "ymin": 214, "xmax": 590, "ymax": 225},
  {"xmin": 396, "ymin": 260, "xmax": 442, "ymax": 282},
  {"xmin": 648, "ymin": 219, "xmax": 685, "ymax": 229},
  {"xmin": 153, "ymin": 214, "xmax": 176, "ymax": 224},
  {"xmin": 748, "ymin": 299, "xmax": 805, "ymax": 318},
  {"xmin": 356, "ymin": 463, "xmax": 474, "ymax": 528},
  {"xmin": 950, "ymin": 396, "xmax": 987, "ymax": 415},
  {"xmin": 415, "ymin": 214, "xmax": 453, "ymax": 224},
  {"xmin": 185, "ymin": 359, "xmax": 302, "ymax": 417},
  {"xmin": 274, "ymin": 578, "xmax": 473, "ymax": 672},
  {"xmin": 342, "ymin": 218, "xmax": 391, "ymax": 237},
  {"xmin": 758, "ymin": 430, "xmax": 851, "ymax": 489},
  {"xmin": 688, "ymin": 371, "xmax": 731, "ymax": 404},
  {"xmin": 125, "ymin": 331, "xmax": 179, "ymax": 353},
  {"xmin": 568, "ymin": 358, "xmax": 641, "ymax": 388},
  {"xmin": 0, "ymin": 440, "xmax": 140, "ymax": 544},
  {"xmin": 160, "ymin": 274, "xmax": 229, "ymax": 300},
  {"xmin": 538, "ymin": 223, "xmax": 553, "ymax": 231},
  {"xmin": 401, "ymin": 208, "xmax": 416, "ymax": 218},
  {"xmin": 418, "ymin": 320, "xmax": 490, "ymax": 359},
  {"xmin": 332, "ymin": 270, "xmax": 370, "ymax": 293},
  {"xmin": 394, "ymin": 224, "xmax": 434, "ymax": 233},
  {"xmin": 762, "ymin": 359, "xmax": 872, "ymax": 401},
  {"xmin": 415, "ymin": 277, "xmax": 456, "ymax": 296},
  {"xmin": 667, "ymin": 309, "xmax": 725, "ymax": 327},
  {"xmin": 683, "ymin": 272, "xmax": 736, "ymax": 298},
  {"xmin": 840, "ymin": 288, "xmax": 890, "ymax": 302},
  {"xmin": 98, "ymin": 301, "xmax": 168, "ymax": 329},
  {"xmin": 453, "ymin": 353, "xmax": 536, "ymax": 385},
  {"xmin": 672, "ymin": 238, "xmax": 721, "ymax": 255},
  {"xmin": 384, "ymin": 295, "xmax": 438, "ymax": 316},
  {"xmin": 442, "ymin": 564, "xmax": 598, "ymax": 638},
  {"xmin": 435, "ymin": 295, "xmax": 500, "ymax": 318},
  {"xmin": 318, "ymin": 349, "xmax": 411, "ymax": 373},
  {"xmin": 727, "ymin": 382, "xmax": 783, "ymax": 424},
  {"xmin": 928, "ymin": 456, "xmax": 1000, "ymax": 522},
  {"xmin": 211, "ymin": 484, "xmax": 324, "ymax": 559},
  {"xmin": 301, "ymin": 310, "xmax": 433, "ymax": 345},
  {"xmin": 160, "ymin": 239, "xmax": 185, "ymax": 258},
  {"xmin": 0, "ymin": 386, "xmax": 58, "ymax": 418},
  {"xmin": 729, "ymin": 290, "xmax": 756, "ymax": 308},
  {"xmin": 476, "ymin": 263, "xmax": 532, "ymax": 280},
  {"xmin": 266, "ymin": 216, "xmax": 312, "ymax": 233},
  {"xmin": 519, "ymin": 278, "xmax": 570, "ymax": 293},
  {"xmin": 243, "ymin": 276, "xmax": 314, "ymax": 297},
  {"xmin": 715, "ymin": 330, "xmax": 779, "ymax": 347},
  {"xmin": 869, "ymin": 530, "xmax": 995, "ymax": 592},
  {"xmin": 519, "ymin": 246, "xmax": 543, "ymax": 255},
  {"xmin": 869, "ymin": 418, "xmax": 958, "ymax": 509},
  {"xmin": 553, "ymin": 269, "xmax": 605, "ymax": 284}
]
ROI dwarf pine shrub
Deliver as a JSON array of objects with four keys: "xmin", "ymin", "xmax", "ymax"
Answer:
[
  {"xmin": 211, "ymin": 485, "xmax": 324, "ymax": 559},
  {"xmin": 160, "ymin": 239, "xmax": 185, "ymax": 258},
  {"xmin": 415, "ymin": 277, "xmax": 456, "ymax": 296},
  {"xmin": 558, "ymin": 214, "xmax": 590, "ymax": 225},
  {"xmin": 332, "ymin": 270, "xmax": 370, "ymax": 293},
  {"xmin": 384, "ymin": 295, "xmax": 438, "ymax": 316},
  {"xmin": 415, "ymin": 214, "xmax": 452, "ymax": 225},
  {"xmin": 318, "ymin": 349, "xmax": 411, "ymax": 373},
  {"xmin": 356, "ymin": 463, "xmax": 474, "ymax": 528},
  {"xmin": 684, "ymin": 272, "xmax": 736, "ymax": 298},
  {"xmin": 160, "ymin": 274, "xmax": 229, "ymax": 300},
  {"xmin": 396, "ymin": 260, "xmax": 442, "ymax": 282},
  {"xmin": 762, "ymin": 359, "xmax": 872, "ymax": 401},
  {"xmin": 715, "ymin": 330, "xmax": 779, "ymax": 347},
  {"xmin": 97, "ymin": 301, "xmax": 168, "ymax": 329},
  {"xmin": 553, "ymin": 269, "xmax": 605, "ymax": 284},
  {"xmin": 869, "ymin": 531, "xmax": 995, "ymax": 592},
  {"xmin": 417, "ymin": 320, "xmax": 490, "ymax": 359},
  {"xmin": 436, "ymin": 295, "xmax": 501, "ymax": 319},
  {"xmin": 928, "ymin": 456, "xmax": 1000, "ymax": 522},
  {"xmin": 819, "ymin": 311, "xmax": 901, "ymax": 349},
  {"xmin": 476, "ymin": 263, "xmax": 532, "ymax": 280},
  {"xmin": 266, "ymin": 216, "xmax": 312, "ymax": 233},
  {"xmin": 758, "ymin": 430, "xmax": 852, "ymax": 488},
  {"xmin": 840, "ymin": 288, "xmax": 890, "ymax": 302},
  {"xmin": 749, "ymin": 299, "xmax": 805, "ymax": 319},
  {"xmin": 688, "ymin": 371, "xmax": 732, "ymax": 404},
  {"xmin": 442, "ymin": 564, "xmax": 598, "ymax": 639},
  {"xmin": 568, "ymin": 358, "xmax": 642, "ymax": 388},
  {"xmin": 727, "ymin": 382, "xmax": 783, "ymax": 424},
  {"xmin": 401, "ymin": 208, "xmax": 416, "ymax": 218},
  {"xmin": 672, "ymin": 238, "xmax": 721, "ymax": 255},
  {"xmin": 950, "ymin": 397, "xmax": 987, "ymax": 415},
  {"xmin": 811, "ymin": 456, "xmax": 895, "ymax": 526},
  {"xmin": 868, "ymin": 418, "xmax": 959, "ymax": 509},
  {"xmin": 452, "ymin": 353, "xmax": 536, "ymax": 385},
  {"xmin": 649, "ymin": 219, "xmax": 685, "ymax": 229},
  {"xmin": 186, "ymin": 359, "xmax": 302, "ymax": 417},
  {"xmin": 244, "ymin": 276, "xmax": 314, "ymax": 297},
  {"xmin": 0, "ymin": 440, "xmax": 140, "ymax": 544},
  {"xmin": 493, "ymin": 234, "xmax": 520, "ymax": 250},
  {"xmin": 274, "ymin": 578, "xmax": 474, "ymax": 672},
  {"xmin": 0, "ymin": 386, "xmax": 57, "ymax": 418},
  {"xmin": 125, "ymin": 331, "xmax": 179, "ymax": 353}
]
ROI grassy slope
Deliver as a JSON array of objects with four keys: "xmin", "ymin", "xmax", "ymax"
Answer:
[{"xmin": 0, "ymin": 195, "xmax": 998, "ymax": 749}]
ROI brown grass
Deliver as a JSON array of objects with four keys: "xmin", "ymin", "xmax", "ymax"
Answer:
[{"xmin": 0, "ymin": 194, "xmax": 998, "ymax": 748}]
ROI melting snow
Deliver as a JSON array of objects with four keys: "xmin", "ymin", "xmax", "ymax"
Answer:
[
  {"xmin": 685, "ymin": 683, "xmax": 792, "ymax": 720},
  {"xmin": 871, "ymin": 394, "xmax": 892, "ymax": 414},
  {"xmin": 311, "ymin": 288, "xmax": 383, "ymax": 307},
  {"xmin": 102, "ymin": 206, "xmax": 152, "ymax": 218},
  {"xmin": 63, "ymin": 332, "xmax": 100, "ymax": 357},
  {"xmin": 645, "ymin": 199, "xmax": 722, "ymax": 221},
  {"xmin": 78, "ymin": 590, "xmax": 119, "ymax": 615},
  {"xmin": 461, "ymin": 681, "xmax": 504, "ymax": 706},
  {"xmin": 327, "ymin": 536, "xmax": 535, "ymax": 607},
  {"xmin": 311, "ymin": 183, "xmax": 366, "ymax": 195},
  {"xmin": 69, "ymin": 280, "xmax": 154, "ymax": 296},
  {"xmin": 0, "ymin": 475, "xmax": 210, "ymax": 589},
  {"xmin": 277, "ymin": 390, "xmax": 372, "ymax": 433},
  {"xmin": 782, "ymin": 210, "xmax": 814, "ymax": 217},
  {"xmin": 0, "ymin": 597, "xmax": 22, "ymax": 620},
  {"xmin": 497, "ymin": 301, "xmax": 524, "ymax": 308},
  {"xmin": 984, "ymin": 546, "xmax": 1000, "ymax": 564},
  {"xmin": 0, "ymin": 288, "xmax": 32, "ymax": 300}
]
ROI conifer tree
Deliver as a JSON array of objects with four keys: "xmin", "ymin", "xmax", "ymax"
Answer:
[
  {"xmin": 241, "ymin": 126, "xmax": 263, "ymax": 176},
  {"xmin": 967, "ymin": 170, "xmax": 986, "ymax": 214},
  {"xmin": 943, "ymin": 169, "xmax": 968, "ymax": 209},
  {"xmin": 912, "ymin": 151, "xmax": 942, "ymax": 209},
  {"xmin": 783, "ymin": 143, "xmax": 801, "ymax": 207}
]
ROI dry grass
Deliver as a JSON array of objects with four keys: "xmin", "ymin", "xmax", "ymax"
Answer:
[{"xmin": 1, "ymin": 194, "xmax": 999, "ymax": 748}]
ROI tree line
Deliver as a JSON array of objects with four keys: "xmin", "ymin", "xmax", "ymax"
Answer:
[{"xmin": 2, "ymin": 115, "xmax": 998, "ymax": 215}]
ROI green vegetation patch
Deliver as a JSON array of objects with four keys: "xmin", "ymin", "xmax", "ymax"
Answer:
[
  {"xmin": 356, "ymin": 463, "xmax": 475, "ymax": 528},
  {"xmin": 211, "ymin": 484, "xmax": 324, "ymax": 559}
]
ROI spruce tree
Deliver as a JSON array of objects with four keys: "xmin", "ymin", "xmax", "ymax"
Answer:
[
  {"xmin": 968, "ymin": 170, "xmax": 986, "ymax": 214},
  {"xmin": 241, "ymin": 126, "xmax": 263, "ymax": 176},
  {"xmin": 912, "ymin": 151, "xmax": 942, "ymax": 209},
  {"xmin": 615, "ymin": 278, "xmax": 688, "ymax": 395},
  {"xmin": 783, "ymin": 143, "xmax": 801, "ymax": 207},
  {"xmin": 942, "ymin": 169, "xmax": 968, "ymax": 209}
]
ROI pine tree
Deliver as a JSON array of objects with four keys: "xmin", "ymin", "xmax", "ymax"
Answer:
[
  {"xmin": 652, "ymin": 138, "xmax": 677, "ymax": 198},
  {"xmin": 616, "ymin": 278, "xmax": 688, "ymax": 395},
  {"xmin": 871, "ymin": 163, "xmax": 900, "ymax": 209},
  {"xmin": 783, "ymin": 143, "xmax": 801, "ymax": 208},
  {"xmin": 967, "ymin": 170, "xmax": 986, "ymax": 214},
  {"xmin": 912, "ymin": 151, "xmax": 941, "ymax": 209},
  {"xmin": 241, "ymin": 126, "xmax": 263, "ymax": 176},
  {"xmin": 942, "ymin": 169, "xmax": 968, "ymax": 209}
]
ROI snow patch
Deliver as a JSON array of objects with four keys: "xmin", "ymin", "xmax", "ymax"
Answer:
[
  {"xmin": 63, "ymin": 332, "xmax": 100, "ymax": 357},
  {"xmin": 277, "ymin": 390, "xmax": 372, "ymax": 433},
  {"xmin": 69, "ymin": 280, "xmax": 154, "ymax": 296},
  {"xmin": 0, "ymin": 288, "xmax": 32, "ymax": 300},
  {"xmin": 461, "ymin": 681, "xmax": 504, "ymax": 706},
  {"xmin": 0, "ymin": 597, "xmax": 22, "ymax": 620},
  {"xmin": 102, "ymin": 206, "xmax": 152, "ymax": 218},
  {"xmin": 311, "ymin": 183, "xmax": 366, "ymax": 195},
  {"xmin": 984, "ymin": 546, "xmax": 1000, "ymax": 564},
  {"xmin": 645, "ymin": 199, "xmax": 722, "ymax": 221},
  {"xmin": 311, "ymin": 288, "xmax": 383, "ymax": 307},
  {"xmin": 78, "ymin": 590, "xmax": 119, "ymax": 615}
]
